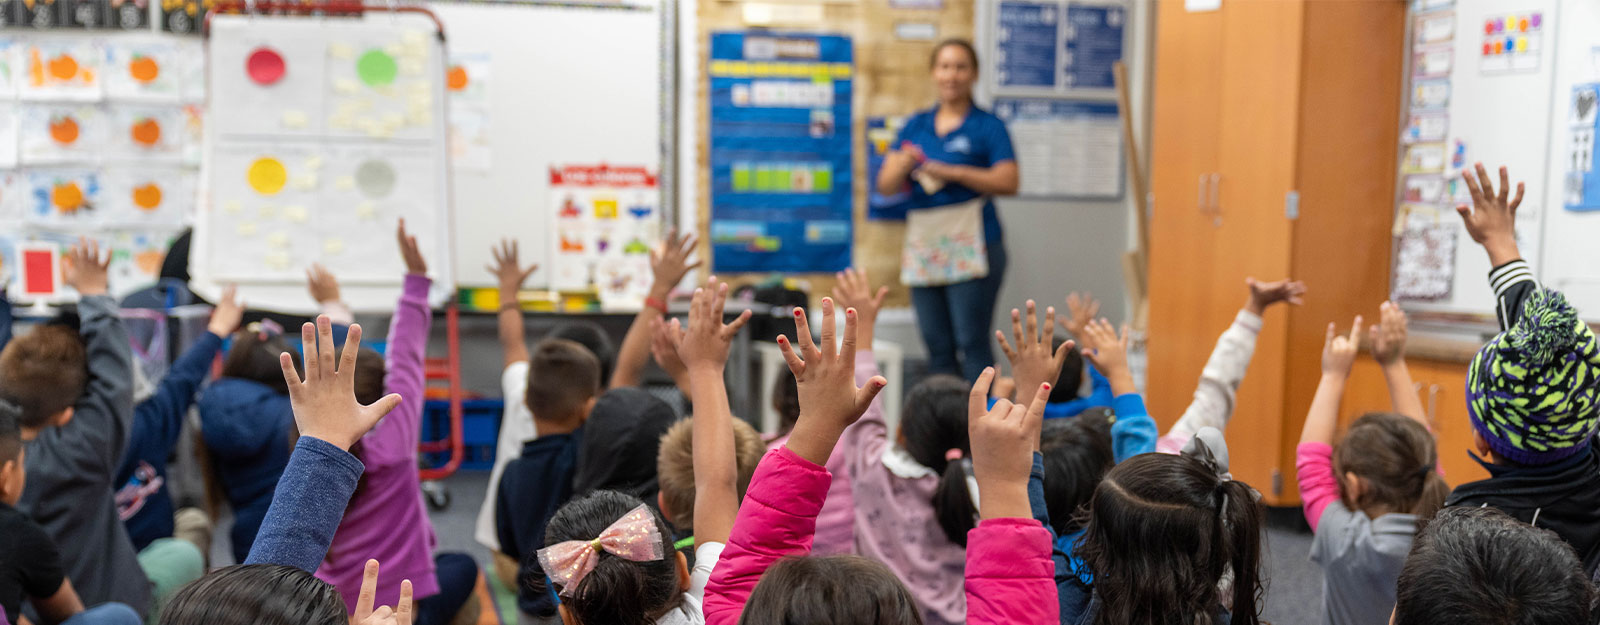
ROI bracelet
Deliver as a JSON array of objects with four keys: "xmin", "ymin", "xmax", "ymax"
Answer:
[
  {"xmin": 644, "ymin": 296, "xmax": 668, "ymax": 312},
  {"xmin": 498, "ymin": 301, "xmax": 521, "ymax": 312}
]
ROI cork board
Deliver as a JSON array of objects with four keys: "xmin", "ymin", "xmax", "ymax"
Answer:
[{"xmin": 696, "ymin": 0, "xmax": 975, "ymax": 306}]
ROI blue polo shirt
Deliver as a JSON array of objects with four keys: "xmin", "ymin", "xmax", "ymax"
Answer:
[{"xmin": 893, "ymin": 104, "xmax": 1017, "ymax": 245}]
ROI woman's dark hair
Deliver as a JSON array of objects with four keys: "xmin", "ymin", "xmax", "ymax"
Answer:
[
  {"xmin": 552, "ymin": 322, "xmax": 616, "ymax": 389},
  {"xmin": 772, "ymin": 366, "xmax": 800, "ymax": 436},
  {"xmin": 1051, "ymin": 335, "xmax": 1085, "ymax": 403},
  {"xmin": 161, "ymin": 564, "xmax": 346, "ymax": 625},
  {"xmin": 1393, "ymin": 506, "xmax": 1595, "ymax": 625},
  {"xmin": 739, "ymin": 555, "xmax": 924, "ymax": 625},
  {"xmin": 900, "ymin": 375, "xmax": 975, "ymax": 546},
  {"xmin": 1039, "ymin": 410, "xmax": 1114, "ymax": 536},
  {"xmin": 1333, "ymin": 412, "xmax": 1449, "ymax": 526},
  {"xmin": 929, "ymin": 38, "xmax": 979, "ymax": 71},
  {"xmin": 1076, "ymin": 453, "xmax": 1266, "ymax": 625},
  {"xmin": 539, "ymin": 490, "xmax": 683, "ymax": 625},
  {"xmin": 222, "ymin": 329, "xmax": 301, "ymax": 395}
]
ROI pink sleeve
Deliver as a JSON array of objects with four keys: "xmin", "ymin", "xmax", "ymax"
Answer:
[
  {"xmin": 361, "ymin": 274, "xmax": 433, "ymax": 465},
  {"xmin": 703, "ymin": 446, "xmax": 830, "ymax": 625},
  {"xmin": 964, "ymin": 518, "xmax": 1058, "ymax": 625},
  {"xmin": 1295, "ymin": 441, "xmax": 1340, "ymax": 531},
  {"xmin": 838, "ymin": 351, "xmax": 887, "ymax": 481}
]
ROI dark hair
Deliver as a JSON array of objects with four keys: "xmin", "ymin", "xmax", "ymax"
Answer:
[
  {"xmin": 739, "ymin": 555, "xmax": 924, "ymax": 625},
  {"xmin": 929, "ymin": 38, "xmax": 979, "ymax": 71},
  {"xmin": 900, "ymin": 375, "xmax": 975, "ymax": 546},
  {"xmin": 0, "ymin": 399, "xmax": 22, "ymax": 463},
  {"xmin": 0, "ymin": 325, "xmax": 87, "ymax": 428},
  {"xmin": 552, "ymin": 322, "xmax": 616, "ymax": 389},
  {"xmin": 1077, "ymin": 453, "xmax": 1266, "ymax": 625},
  {"xmin": 527, "ymin": 339, "xmax": 602, "ymax": 423},
  {"xmin": 1394, "ymin": 506, "xmax": 1595, "ymax": 625},
  {"xmin": 222, "ymin": 330, "xmax": 301, "ymax": 395},
  {"xmin": 1052, "ymin": 335, "xmax": 1085, "ymax": 403},
  {"xmin": 161, "ymin": 564, "xmax": 346, "ymax": 625},
  {"xmin": 572, "ymin": 388, "xmax": 678, "ymax": 501},
  {"xmin": 772, "ymin": 366, "xmax": 800, "ymax": 436},
  {"xmin": 1039, "ymin": 410, "xmax": 1114, "ymax": 536},
  {"xmin": 352, "ymin": 347, "xmax": 386, "ymax": 406},
  {"xmin": 1333, "ymin": 412, "xmax": 1449, "ymax": 525},
  {"xmin": 540, "ymin": 490, "xmax": 683, "ymax": 625}
]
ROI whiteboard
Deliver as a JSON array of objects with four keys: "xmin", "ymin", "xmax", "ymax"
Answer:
[
  {"xmin": 1538, "ymin": 0, "xmax": 1600, "ymax": 315},
  {"xmin": 425, "ymin": 0, "xmax": 665, "ymax": 290}
]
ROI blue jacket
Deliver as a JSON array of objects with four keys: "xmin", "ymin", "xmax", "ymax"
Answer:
[
  {"xmin": 198, "ymin": 377, "xmax": 294, "ymax": 563},
  {"xmin": 115, "ymin": 332, "xmax": 222, "ymax": 551},
  {"xmin": 246, "ymin": 437, "xmax": 364, "ymax": 572}
]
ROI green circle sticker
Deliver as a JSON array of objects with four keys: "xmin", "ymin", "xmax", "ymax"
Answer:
[{"xmin": 356, "ymin": 49, "xmax": 398, "ymax": 87}]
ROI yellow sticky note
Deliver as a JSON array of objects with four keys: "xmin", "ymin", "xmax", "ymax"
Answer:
[
  {"xmin": 355, "ymin": 202, "xmax": 377, "ymax": 220},
  {"xmin": 329, "ymin": 43, "xmax": 356, "ymax": 60},
  {"xmin": 257, "ymin": 205, "xmax": 278, "ymax": 219},
  {"xmin": 334, "ymin": 79, "xmax": 360, "ymax": 95},
  {"xmin": 381, "ymin": 112, "xmax": 404, "ymax": 127},
  {"xmin": 284, "ymin": 205, "xmax": 309, "ymax": 223},
  {"xmin": 291, "ymin": 174, "xmax": 319, "ymax": 191},
  {"xmin": 282, "ymin": 110, "xmax": 309, "ymax": 129},
  {"xmin": 401, "ymin": 31, "xmax": 426, "ymax": 46},
  {"xmin": 304, "ymin": 156, "xmax": 324, "ymax": 171},
  {"xmin": 384, "ymin": 44, "xmax": 403, "ymax": 57},
  {"xmin": 329, "ymin": 116, "xmax": 354, "ymax": 130},
  {"xmin": 266, "ymin": 232, "xmax": 289, "ymax": 249},
  {"xmin": 236, "ymin": 222, "xmax": 258, "ymax": 236},
  {"xmin": 400, "ymin": 59, "xmax": 424, "ymax": 77},
  {"xmin": 335, "ymin": 176, "xmax": 356, "ymax": 191},
  {"xmin": 323, "ymin": 238, "xmax": 345, "ymax": 255},
  {"xmin": 222, "ymin": 200, "xmax": 243, "ymax": 214},
  {"xmin": 264, "ymin": 251, "xmax": 290, "ymax": 269}
]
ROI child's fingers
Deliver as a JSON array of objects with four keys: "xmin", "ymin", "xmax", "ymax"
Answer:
[
  {"xmin": 792, "ymin": 306, "xmax": 816, "ymax": 356},
  {"xmin": 1023, "ymin": 381, "xmax": 1052, "ymax": 427},
  {"xmin": 723, "ymin": 309, "xmax": 753, "ymax": 339},
  {"xmin": 777, "ymin": 334, "xmax": 805, "ymax": 376},
  {"xmin": 1043, "ymin": 306, "xmax": 1057, "ymax": 344},
  {"xmin": 1010, "ymin": 308, "xmax": 1024, "ymax": 350},
  {"xmin": 1052, "ymin": 339, "xmax": 1075, "ymax": 370},
  {"xmin": 839, "ymin": 308, "xmax": 858, "ymax": 362},
  {"xmin": 1497, "ymin": 166, "xmax": 1510, "ymax": 205},
  {"xmin": 278, "ymin": 352, "xmax": 303, "ymax": 397},
  {"xmin": 970, "ymin": 367, "xmax": 997, "ymax": 418},
  {"xmin": 396, "ymin": 580, "xmax": 414, "ymax": 625},
  {"xmin": 996, "ymin": 330, "xmax": 1017, "ymax": 361},
  {"xmin": 341, "ymin": 324, "xmax": 365, "ymax": 384},
  {"xmin": 1460, "ymin": 169, "xmax": 1483, "ymax": 203},
  {"xmin": 355, "ymin": 559, "xmax": 380, "ymax": 620},
  {"xmin": 1510, "ymin": 182, "xmax": 1525, "ymax": 210},
  {"xmin": 1324, "ymin": 322, "xmax": 1336, "ymax": 349},
  {"xmin": 1348, "ymin": 315, "xmax": 1363, "ymax": 346},
  {"xmin": 712, "ymin": 280, "xmax": 729, "ymax": 322},
  {"xmin": 854, "ymin": 375, "xmax": 887, "ymax": 417},
  {"xmin": 301, "ymin": 322, "xmax": 319, "ymax": 381},
  {"xmin": 818, "ymin": 298, "xmax": 837, "ymax": 358},
  {"xmin": 362, "ymin": 393, "xmax": 403, "ymax": 425},
  {"xmin": 1475, "ymin": 162, "xmax": 1494, "ymax": 199},
  {"xmin": 872, "ymin": 285, "xmax": 889, "ymax": 308},
  {"xmin": 317, "ymin": 316, "xmax": 338, "ymax": 380},
  {"xmin": 1025, "ymin": 300, "xmax": 1038, "ymax": 345}
]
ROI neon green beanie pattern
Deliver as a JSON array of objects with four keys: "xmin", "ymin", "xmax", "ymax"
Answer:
[{"xmin": 1467, "ymin": 288, "xmax": 1600, "ymax": 465}]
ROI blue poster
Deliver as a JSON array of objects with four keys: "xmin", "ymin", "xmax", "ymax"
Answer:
[
  {"xmin": 1566, "ymin": 83, "xmax": 1600, "ymax": 212},
  {"xmin": 1063, "ymin": 4, "xmax": 1125, "ymax": 89},
  {"xmin": 708, "ymin": 31, "xmax": 853, "ymax": 273},
  {"xmin": 997, "ymin": 2, "xmax": 1059, "ymax": 88}
]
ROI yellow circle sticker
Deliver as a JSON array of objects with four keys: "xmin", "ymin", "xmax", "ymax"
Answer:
[{"xmin": 248, "ymin": 158, "xmax": 288, "ymax": 196}]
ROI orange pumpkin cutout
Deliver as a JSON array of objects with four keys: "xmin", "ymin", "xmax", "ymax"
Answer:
[
  {"xmin": 132, "ymin": 184, "xmax": 163, "ymax": 210},
  {"xmin": 446, "ymin": 65, "xmax": 468, "ymax": 91},
  {"xmin": 131, "ymin": 119, "xmax": 161, "ymax": 146},
  {"xmin": 129, "ymin": 56, "xmax": 159, "ymax": 84},
  {"xmin": 48, "ymin": 54, "xmax": 78, "ymax": 81},
  {"xmin": 49, "ymin": 116, "xmax": 80, "ymax": 145},
  {"xmin": 53, "ymin": 183, "xmax": 85, "ymax": 213},
  {"xmin": 134, "ymin": 249, "xmax": 165, "ymax": 276}
]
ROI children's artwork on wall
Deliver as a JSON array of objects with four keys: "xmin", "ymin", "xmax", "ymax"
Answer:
[
  {"xmin": 447, "ymin": 106, "xmax": 489, "ymax": 171},
  {"xmin": 179, "ymin": 104, "xmax": 203, "ymax": 166},
  {"xmin": 0, "ymin": 236, "xmax": 16, "ymax": 290},
  {"xmin": 102, "ymin": 168, "xmax": 193, "ymax": 225},
  {"xmin": 14, "ymin": 240, "xmax": 62, "ymax": 301},
  {"xmin": 24, "ymin": 170, "xmax": 103, "ymax": 226},
  {"xmin": 20, "ymin": 105, "xmax": 106, "ymax": 164},
  {"xmin": 177, "ymin": 39, "xmax": 204, "ymax": 102},
  {"xmin": 0, "ymin": 107, "xmax": 18, "ymax": 168},
  {"xmin": 0, "ymin": 172, "xmax": 23, "ymax": 221},
  {"xmin": 106, "ymin": 106, "xmax": 182, "ymax": 162},
  {"xmin": 446, "ymin": 51, "xmax": 488, "ymax": 104},
  {"xmin": 19, "ymin": 39, "xmax": 103, "ymax": 101},
  {"xmin": 0, "ymin": 39, "xmax": 20, "ymax": 98},
  {"xmin": 106, "ymin": 229, "xmax": 179, "ymax": 295},
  {"xmin": 1393, "ymin": 206, "xmax": 1458, "ymax": 301},
  {"xmin": 105, "ymin": 40, "xmax": 181, "ymax": 101}
]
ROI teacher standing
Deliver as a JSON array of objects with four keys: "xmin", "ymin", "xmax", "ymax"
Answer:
[{"xmin": 877, "ymin": 39, "xmax": 1019, "ymax": 382}]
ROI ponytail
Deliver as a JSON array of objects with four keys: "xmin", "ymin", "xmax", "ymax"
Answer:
[
  {"xmin": 933, "ymin": 457, "xmax": 977, "ymax": 546},
  {"xmin": 1217, "ymin": 479, "xmax": 1265, "ymax": 625},
  {"xmin": 901, "ymin": 375, "xmax": 973, "ymax": 546},
  {"xmin": 1413, "ymin": 472, "xmax": 1449, "ymax": 527}
]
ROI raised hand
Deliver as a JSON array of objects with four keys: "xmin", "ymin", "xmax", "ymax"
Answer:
[
  {"xmin": 1321, "ymin": 316, "xmax": 1362, "ymax": 379},
  {"xmin": 1059, "ymin": 292, "xmax": 1100, "ymax": 338},
  {"xmin": 306, "ymin": 264, "xmax": 342, "ymax": 304},
  {"xmin": 968, "ymin": 367, "xmax": 1051, "ymax": 520},
  {"xmin": 677, "ymin": 277, "xmax": 752, "ymax": 375},
  {"xmin": 63, "ymin": 236, "xmax": 109, "ymax": 296},
  {"xmin": 1455, "ymin": 163, "xmax": 1526, "ymax": 266},
  {"xmin": 779, "ymin": 299, "xmax": 888, "ymax": 466},
  {"xmin": 1368, "ymin": 302, "xmax": 1408, "ymax": 366},
  {"xmin": 279, "ymin": 315, "xmax": 402, "ymax": 451},
  {"xmin": 997, "ymin": 300, "xmax": 1073, "ymax": 402},
  {"xmin": 831, "ymin": 267, "xmax": 889, "ymax": 346},
  {"xmin": 488, "ymin": 239, "xmax": 538, "ymax": 306},
  {"xmin": 649, "ymin": 316, "xmax": 690, "ymax": 389},
  {"xmin": 397, "ymin": 219, "xmax": 427, "ymax": 276},
  {"xmin": 1079, "ymin": 318, "xmax": 1133, "ymax": 391},
  {"xmin": 1245, "ymin": 277, "xmax": 1307, "ymax": 316},
  {"xmin": 650, "ymin": 229, "xmax": 703, "ymax": 298},
  {"xmin": 208, "ymin": 285, "xmax": 245, "ymax": 337},
  {"xmin": 351, "ymin": 560, "xmax": 413, "ymax": 625}
]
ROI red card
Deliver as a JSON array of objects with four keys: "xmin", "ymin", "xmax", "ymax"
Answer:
[{"xmin": 22, "ymin": 249, "xmax": 55, "ymax": 296}]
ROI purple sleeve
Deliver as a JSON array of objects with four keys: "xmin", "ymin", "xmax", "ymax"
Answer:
[
  {"xmin": 1295, "ymin": 441, "xmax": 1340, "ymax": 531},
  {"xmin": 361, "ymin": 275, "xmax": 433, "ymax": 466}
]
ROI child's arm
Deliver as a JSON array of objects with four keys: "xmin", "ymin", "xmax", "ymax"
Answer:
[
  {"xmin": 648, "ymin": 315, "xmax": 692, "ymax": 393},
  {"xmin": 1160, "ymin": 278, "xmax": 1305, "ymax": 452},
  {"xmin": 62, "ymin": 239, "xmax": 134, "ymax": 478},
  {"xmin": 358, "ymin": 221, "xmax": 434, "ymax": 466},
  {"xmin": 703, "ymin": 300, "xmax": 886, "ymax": 625},
  {"xmin": 675, "ymin": 277, "xmax": 753, "ymax": 547},
  {"xmin": 1368, "ymin": 301, "xmax": 1428, "ymax": 426},
  {"xmin": 489, "ymin": 239, "xmax": 538, "ymax": 368},
  {"xmin": 996, "ymin": 300, "xmax": 1074, "ymax": 410},
  {"xmin": 611, "ymin": 230, "xmax": 701, "ymax": 389},
  {"xmin": 306, "ymin": 264, "xmax": 353, "ymax": 326},
  {"xmin": 1079, "ymin": 318, "xmax": 1156, "ymax": 462},
  {"xmin": 245, "ymin": 317, "xmax": 402, "ymax": 571},
  {"xmin": 1456, "ymin": 163, "xmax": 1535, "ymax": 330},
  {"xmin": 124, "ymin": 288, "xmax": 240, "ymax": 470},
  {"xmin": 829, "ymin": 268, "xmax": 890, "ymax": 462},
  {"xmin": 31, "ymin": 579, "xmax": 86, "ymax": 625},
  {"xmin": 1296, "ymin": 317, "xmax": 1360, "ymax": 531},
  {"xmin": 965, "ymin": 369, "xmax": 1059, "ymax": 625}
]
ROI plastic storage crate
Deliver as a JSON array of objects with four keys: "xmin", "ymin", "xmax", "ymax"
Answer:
[{"xmin": 423, "ymin": 398, "xmax": 501, "ymax": 471}]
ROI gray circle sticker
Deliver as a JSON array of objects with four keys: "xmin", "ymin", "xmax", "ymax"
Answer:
[{"xmin": 355, "ymin": 160, "xmax": 397, "ymax": 199}]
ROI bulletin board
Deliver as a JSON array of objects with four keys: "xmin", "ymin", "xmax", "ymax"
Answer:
[{"xmin": 191, "ymin": 8, "xmax": 456, "ymax": 313}]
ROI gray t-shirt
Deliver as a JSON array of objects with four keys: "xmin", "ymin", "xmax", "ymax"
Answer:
[{"xmin": 1310, "ymin": 503, "xmax": 1418, "ymax": 625}]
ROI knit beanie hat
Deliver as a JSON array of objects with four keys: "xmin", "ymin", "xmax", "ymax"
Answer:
[{"xmin": 1467, "ymin": 288, "xmax": 1600, "ymax": 465}]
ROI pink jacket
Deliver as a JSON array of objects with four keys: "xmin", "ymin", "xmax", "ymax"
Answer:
[
  {"xmin": 764, "ymin": 436, "xmax": 853, "ymax": 555},
  {"xmin": 703, "ymin": 446, "xmax": 1057, "ymax": 625}
]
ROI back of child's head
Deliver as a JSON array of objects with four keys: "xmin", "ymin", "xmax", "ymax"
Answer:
[
  {"xmin": 739, "ymin": 555, "xmax": 924, "ymax": 625},
  {"xmin": 0, "ymin": 324, "xmax": 87, "ymax": 429},
  {"xmin": 900, "ymin": 375, "xmax": 976, "ymax": 546},
  {"xmin": 540, "ymin": 490, "xmax": 682, "ymax": 625},
  {"xmin": 572, "ymin": 388, "xmax": 677, "ymax": 500},
  {"xmin": 1039, "ymin": 410, "xmax": 1114, "ymax": 536},
  {"xmin": 527, "ymin": 338, "xmax": 602, "ymax": 424},
  {"xmin": 1077, "ymin": 452, "xmax": 1265, "ymax": 625},
  {"xmin": 1052, "ymin": 334, "xmax": 1085, "ymax": 403},
  {"xmin": 656, "ymin": 415, "xmax": 767, "ymax": 532},
  {"xmin": 161, "ymin": 564, "xmax": 346, "ymax": 625},
  {"xmin": 222, "ymin": 326, "xmax": 301, "ymax": 395},
  {"xmin": 1333, "ymin": 412, "xmax": 1448, "ymax": 522},
  {"xmin": 1393, "ymin": 506, "xmax": 1594, "ymax": 625},
  {"xmin": 1468, "ymin": 287, "xmax": 1600, "ymax": 466},
  {"xmin": 772, "ymin": 366, "xmax": 800, "ymax": 435},
  {"xmin": 0, "ymin": 400, "xmax": 19, "ymax": 462},
  {"xmin": 551, "ymin": 322, "xmax": 617, "ymax": 388},
  {"xmin": 351, "ymin": 347, "xmax": 386, "ymax": 406}
]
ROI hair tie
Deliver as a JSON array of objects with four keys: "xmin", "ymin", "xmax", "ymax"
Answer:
[
  {"xmin": 536, "ymin": 504, "xmax": 664, "ymax": 596},
  {"xmin": 945, "ymin": 448, "xmax": 964, "ymax": 461}
]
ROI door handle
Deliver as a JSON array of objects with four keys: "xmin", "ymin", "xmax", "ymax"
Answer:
[
  {"xmin": 1208, "ymin": 173, "xmax": 1221, "ymax": 215},
  {"xmin": 1198, "ymin": 174, "xmax": 1209, "ymax": 214}
]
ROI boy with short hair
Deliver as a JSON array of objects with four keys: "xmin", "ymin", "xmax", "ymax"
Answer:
[
  {"xmin": 654, "ymin": 415, "xmax": 766, "ymax": 542},
  {"xmin": 0, "ymin": 240, "xmax": 150, "ymax": 618},
  {"xmin": 495, "ymin": 338, "xmax": 602, "ymax": 621}
]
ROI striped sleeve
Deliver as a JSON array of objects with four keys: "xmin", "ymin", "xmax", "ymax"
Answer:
[{"xmin": 1489, "ymin": 259, "xmax": 1537, "ymax": 330}]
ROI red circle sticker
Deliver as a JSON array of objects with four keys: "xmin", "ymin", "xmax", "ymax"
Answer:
[{"xmin": 247, "ymin": 47, "xmax": 286, "ymax": 85}]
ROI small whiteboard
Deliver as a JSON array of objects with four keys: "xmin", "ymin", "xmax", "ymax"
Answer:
[{"xmin": 192, "ymin": 10, "xmax": 456, "ymax": 313}]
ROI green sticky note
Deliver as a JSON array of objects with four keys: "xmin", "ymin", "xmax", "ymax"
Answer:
[
  {"xmin": 357, "ymin": 50, "xmax": 399, "ymax": 87},
  {"xmin": 732, "ymin": 164, "xmax": 751, "ymax": 191},
  {"xmin": 813, "ymin": 165, "xmax": 831, "ymax": 192}
]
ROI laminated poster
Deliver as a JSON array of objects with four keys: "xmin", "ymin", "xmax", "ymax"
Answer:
[
  {"xmin": 548, "ymin": 163, "xmax": 660, "ymax": 308},
  {"xmin": 1393, "ymin": 206, "xmax": 1457, "ymax": 301}
]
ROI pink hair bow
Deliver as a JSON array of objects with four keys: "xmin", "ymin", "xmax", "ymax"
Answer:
[{"xmin": 536, "ymin": 503, "xmax": 664, "ymax": 596}]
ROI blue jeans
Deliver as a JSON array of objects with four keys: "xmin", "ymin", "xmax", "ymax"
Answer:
[
  {"xmin": 63, "ymin": 604, "xmax": 143, "ymax": 625},
  {"xmin": 911, "ymin": 241, "xmax": 1008, "ymax": 382},
  {"xmin": 416, "ymin": 552, "xmax": 480, "ymax": 625}
]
